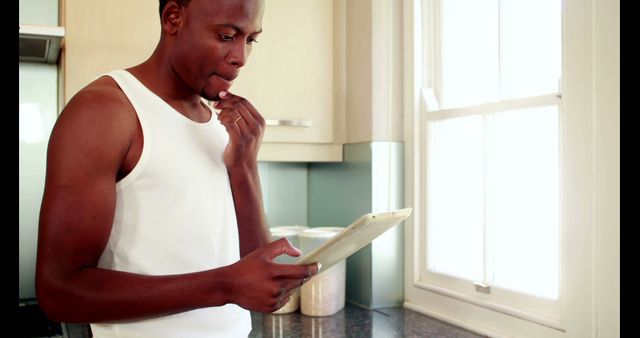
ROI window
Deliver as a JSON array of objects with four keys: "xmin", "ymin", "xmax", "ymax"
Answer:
[
  {"xmin": 424, "ymin": 0, "xmax": 562, "ymax": 306},
  {"xmin": 401, "ymin": 0, "xmax": 600, "ymax": 335}
]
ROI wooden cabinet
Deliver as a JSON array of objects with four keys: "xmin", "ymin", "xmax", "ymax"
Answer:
[
  {"xmin": 233, "ymin": 1, "xmax": 334, "ymax": 140},
  {"xmin": 60, "ymin": 0, "xmax": 343, "ymax": 162},
  {"xmin": 233, "ymin": 0, "xmax": 343, "ymax": 162},
  {"xmin": 59, "ymin": 0, "xmax": 160, "ymax": 105}
]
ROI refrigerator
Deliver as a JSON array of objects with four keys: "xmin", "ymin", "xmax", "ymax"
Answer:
[
  {"xmin": 19, "ymin": 0, "xmax": 60, "ymax": 303},
  {"xmin": 19, "ymin": 62, "xmax": 58, "ymax": 301}
]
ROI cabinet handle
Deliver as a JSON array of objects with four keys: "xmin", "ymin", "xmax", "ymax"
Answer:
[{"xmin": 265, "ymin": 119, "xmax": 312, "ymax": 127}]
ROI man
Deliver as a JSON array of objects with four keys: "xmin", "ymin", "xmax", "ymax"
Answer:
[{"xmin": 35, "ymin": 0, "xmax": 319, "ymax": 336}]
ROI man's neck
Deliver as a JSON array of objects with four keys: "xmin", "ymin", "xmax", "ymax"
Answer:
[{"xmin": 127, "ymin": 49, "xmax": 212, "ymax": 123}]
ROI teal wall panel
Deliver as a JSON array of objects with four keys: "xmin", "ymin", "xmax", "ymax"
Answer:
[
  {"xmin": 308, "ymin": 142, "xmax": 405, "ymax": 308},
  {"xmin": 371, "ymin": 142, "xmax": 405, "ymax": 308},
  {"xmin": 259, "ymin": 162, "xmax": 309, "ymax": 228},
  {"xmin": 309, "ymin": 143, "xmax": 374, "ymax": 307}
]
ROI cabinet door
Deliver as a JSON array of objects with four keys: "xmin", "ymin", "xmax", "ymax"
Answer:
[
  {"xmin": 61, "ymin": 0, "xmax": 160, "ymax": 104},
  {"xmin": 232, "ymin": 0, "xmax": 335, "ymax": 144}
]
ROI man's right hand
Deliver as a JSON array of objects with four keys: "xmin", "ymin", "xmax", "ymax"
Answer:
[{"xmin": 222, "ymin": 237, "xmax": 320, "ymax": 313}]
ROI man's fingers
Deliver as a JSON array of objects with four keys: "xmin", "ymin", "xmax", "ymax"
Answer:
[
  {"xmin": 229, "ymin": 111, "xmax": 251, "ymax": 135},
  {"xmin": 273, "ymin": 293, "xmax": 292, "ymax": 312},
  {"xmin": 215, "ymin": 91, "xmax": 264, "ymax": 127},
  {"xmin": 275, "ymin": 262, "xmax": 321, "ymax": 280},
  {"xmin": 217, "ymin": 109, "xmax": 243, "ymax": 139},
  {"xmin": 217, "ymin": 102, "xmax": 257, "ymax": 128},
  {"xmin": 234, "ymin": 97, "xmax": 264, "ymax": 126},
  {"xmin": 264, "ymin": 237, "xmax": 302, "ymax": 260}
]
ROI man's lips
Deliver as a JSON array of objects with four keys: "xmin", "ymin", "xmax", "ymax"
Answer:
[{"xmin": 214, "ymin": 73, "xmax": 236, "ymax": 86}]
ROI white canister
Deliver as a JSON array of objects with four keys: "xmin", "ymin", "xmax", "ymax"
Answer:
[
  {"xmin": 272, "ymin": 225, "xmax": 310, "ymax": 237},
  {"xmin": 269, "ymin": 225, "xmax": 309, "ymax": 314},
  {"xmin": 299, "ymin": 227, "xmax": 346, "ymax": 317}
]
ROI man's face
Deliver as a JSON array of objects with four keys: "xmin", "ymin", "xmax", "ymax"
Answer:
[{"xmin": 169, "ymin": 0, "xmax": 264, "ymax": 101}]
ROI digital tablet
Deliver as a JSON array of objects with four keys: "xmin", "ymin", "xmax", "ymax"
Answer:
[{"xmin": 295, "ymin": 208, "xmax": 412, "ymax": 272}]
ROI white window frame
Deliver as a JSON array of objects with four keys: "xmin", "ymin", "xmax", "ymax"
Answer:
[
  {"xmin": 402, "ymin": 0, "xmax": 598, "ymax": 337},
  {"xmin": 421, "ymin": 0, "xmax": 563, "ymax": 328}
]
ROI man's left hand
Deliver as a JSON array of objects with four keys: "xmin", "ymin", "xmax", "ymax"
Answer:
[{"xmin": 214, "ymin": 91, "xmax": 265, "ymax": 169}]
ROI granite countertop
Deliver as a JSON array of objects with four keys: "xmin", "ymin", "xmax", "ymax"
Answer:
[
  {"xmin": 59, "ymin": 302, "xmax": 486, "ymax": 337},
  {"xmin": 249, "ymin": 303, "xmax": 486, "ymax": 338}
]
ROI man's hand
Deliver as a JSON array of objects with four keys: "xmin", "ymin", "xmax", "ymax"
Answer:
[
  {"xmin": 223, "ymin": 238, "xmax": 320, "ymax": 313},
  {"xmin": 214, "ymin": 91, "xmax": 265, "ymax": 169}
]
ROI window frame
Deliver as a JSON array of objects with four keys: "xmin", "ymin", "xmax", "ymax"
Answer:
[
  {"xmin": 402, "ymin": 0, "xmax": 598, "ymax": 336},
  {"xmin": 420, "ymin": 0, "xmax": 564, "ymax": 319}
]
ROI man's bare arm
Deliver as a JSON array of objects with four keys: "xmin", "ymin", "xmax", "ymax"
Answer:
[{"xmin": 215, "ymin": 91, "xmax": 271, "ymax": 257}]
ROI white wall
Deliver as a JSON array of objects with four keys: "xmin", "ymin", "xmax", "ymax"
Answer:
[{"xmin": 594, "ymin": 0, "xmax": 620, "ymax": 336}]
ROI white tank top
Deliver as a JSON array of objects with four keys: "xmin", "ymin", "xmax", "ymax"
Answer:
[{"xmin": 90, "ymin": 69, "xmax": 251, "ymax": 338}]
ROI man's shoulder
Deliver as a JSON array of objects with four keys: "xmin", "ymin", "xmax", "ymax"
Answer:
[
  {"xmin": 72, "ymin": 74, "xmax": 128, "ymax": 108},
  {"xmin": 61, "ymin": 73, "xmax": 136, "ymax": 122},
  {"xmin": 54, "ymin": 73, "xmax": 140, "ymax": 147}
]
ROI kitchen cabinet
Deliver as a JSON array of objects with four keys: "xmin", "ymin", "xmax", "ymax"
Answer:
[
  {"xmin": 59, "ymin": 0, "xmax": 160, "ymax": 106},
  {"xmin": 232, "ymin": 0, "xmax": 343, "ymax": 161},
  {"xmin": 60, "ymin": 0, "xmax": 344, "ymax": 162}
]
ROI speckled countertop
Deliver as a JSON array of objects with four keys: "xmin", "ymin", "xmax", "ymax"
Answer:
[
  {"xmin": 249, "ymin": 303, "xmax": 486, "ymax": 338},
  {"xmin": 60, "ymin": 302, "xmax": 486, "ymax": 337}
]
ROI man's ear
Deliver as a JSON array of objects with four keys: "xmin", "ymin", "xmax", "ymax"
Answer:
[{"xmin": 161, "ymin": 1, "xmax": 183, "ymax": 35}]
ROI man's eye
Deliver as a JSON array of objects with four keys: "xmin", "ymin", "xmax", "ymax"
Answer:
[
  {"xmin": 218, "ymin": 34, "xmax": 233, "ymax": 41},
  {"xmin": 247, "ymin": 38, "xmax": 259, "ymax": 45}
]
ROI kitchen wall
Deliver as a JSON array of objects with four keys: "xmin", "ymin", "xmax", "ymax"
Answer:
[
  {"xmin": 594, "ymin": 0, "xmax": 620, "ymax": 334},
  {"xmin": 19, "ymin": 0, "xmax": 60, "ymax": 301},
  {"xmin": 258, "ymin": 162, "xmax": 308, "ymax": 227},
  {"xmin": 261, "ymin": 141, "xmax": 405, "ymax": 310},
  {"xmin": 315, "ymin": 0, "xmax": 406, "ymax": 308},
  {"xmin": 309, "ymin": 142, "xmax": 404, "ymax": 309}
]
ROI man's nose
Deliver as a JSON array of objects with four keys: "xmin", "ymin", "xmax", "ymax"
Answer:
[{"xmin": 228, "ymin": 41, "xmax": 249, "ymax": 68}]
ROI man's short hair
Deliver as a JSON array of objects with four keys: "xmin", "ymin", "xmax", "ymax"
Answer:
[{"xmin": 159, "ymin": 0, "xmax": 192, "ymax": 17}]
